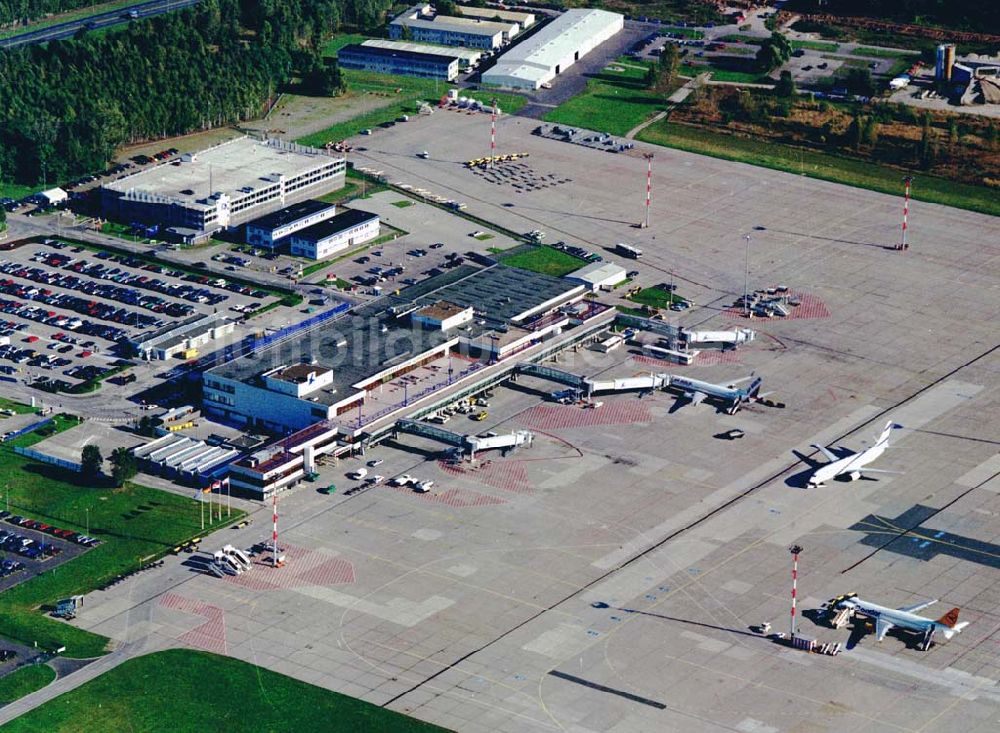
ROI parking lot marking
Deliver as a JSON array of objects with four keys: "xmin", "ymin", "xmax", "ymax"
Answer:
[{"xmin": 159, "ymin": 592, "xmax": 227, "ymax": 655}]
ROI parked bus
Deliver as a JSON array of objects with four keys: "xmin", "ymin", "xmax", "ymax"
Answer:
[{"xmin": 616, "ymin": 243, "xmax": 643, "ymax": 259}]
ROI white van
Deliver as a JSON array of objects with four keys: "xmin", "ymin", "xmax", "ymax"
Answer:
[
  {"xmin": 414, "ymin": 480, "xmax": 434, "ymax": 493},
  {"xmin": 348, "ymin": 468, "xmax": 368, "ymax": 480}
]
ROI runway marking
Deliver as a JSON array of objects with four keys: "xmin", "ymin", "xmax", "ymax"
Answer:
[
  {"xmin": 547, "ymin": 670, "xmax": 666, "ymax": 709},
  {"xmin": 631, "ymin": 350, "xmax": 743, "ymax": 368},
  {"xmin": 517, "ymin": 401, "xmax": 652, "ymax": 430},
  {"xmin": 159, "ymin": 592, "xmax": 227, "ymax": 655},
  {"xmin": 389, "ymin": 484, "xmax": 507, "ymax": 507},
  {"xmin": 222, "ymin": 543, "xmax": 355, "ymax": 591},
  {"xmin": 723, "ymin": 291, "xmax": 830, "ymax": 321},
  {"xmin": 846, "ymin": 647, "xmax": 1000, "ymax": 704},
  {"xmin": 438, "ymin": 459, "xmax": 533, "ymax": 494}
]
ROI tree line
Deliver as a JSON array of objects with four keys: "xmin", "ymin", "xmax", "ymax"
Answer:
[
  {"xmin": 0, "ymin": 0, "xmax": 392, "ymax": 187},
  {"xmin": 787, "ymin": 0, "xmax": 1000, "ymax": 36}
]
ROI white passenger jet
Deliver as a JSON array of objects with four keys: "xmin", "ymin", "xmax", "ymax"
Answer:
[
  {"xmin": 806, "ymin": 421, "xmax": 902, "ymax": 487},
  {"xmin": 666, "ymin": 374, "xmax": 766, "ymax": 414},
  {"xmin": 827, "ymin": 593, "xmax": 970, "ymax": 649}
]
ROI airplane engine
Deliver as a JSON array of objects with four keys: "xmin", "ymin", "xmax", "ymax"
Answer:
[{"xmin": 848, "ymin": 471, "xmax": 862, "ymax": 481}]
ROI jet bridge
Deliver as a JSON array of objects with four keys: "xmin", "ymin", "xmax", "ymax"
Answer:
[
  {"xmin": 396, "ymin": 419, "xmax": 467, "ymax": 447},
  {"xmin": 516, "ymin": 363, "xmax": 587, "ymax": 389},
  {"xmin": 585, "ymin": 373, "xmax": 668, "ymax": 396}
]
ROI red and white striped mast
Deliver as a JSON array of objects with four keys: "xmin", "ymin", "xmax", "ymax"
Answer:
[
  {"xmin": 642, "ymin": 153, "xmax": 653, "ymax": 228},
  {"xmin": 789, "ymin": 544, "xmax": 803, "ymax": 639},
  {"xmin": 271, "ymin": 492, "xmax": 280, "ymax": 568},
  {"xmin": 899, "ymin": 176, "xmax": 913, "ymax": 251},
  {"xmin": 489, "ymin": 98, "xmax": 498, "ymax": 168}
]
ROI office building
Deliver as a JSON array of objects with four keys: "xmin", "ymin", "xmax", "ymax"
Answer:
[
  {"xmin": 101, "ymin": 137, "xmax": 346, "ymax": 241},
  {"xmin": 337, "ymin": 44, "xmax": 461, "ymax": 80},
  {"xmin": 245, "ymin": 200, "xmax": 338, "ymax": 249},
  {"xmin": 288, "ymin": 209, "xmax": 380, "ymax": 260}
]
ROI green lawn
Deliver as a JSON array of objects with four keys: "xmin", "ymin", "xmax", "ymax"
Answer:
[
  {"xmin": 321, "ymin": 33, "xmax": 373, "ymax": 57},
  {"xmin": 0, "ymin": 663, "xmax": 56, "ymax": 705},
  {"xmin": 544, "ymin": 60, "xmax": 669, "ymax": 137},
  {"xmin": 0, "ymin": 415, "xmax": 240, "ymax": 657},
  {"xmin": 0, "ymin": 182, "xmax": 36, "ymax": 200},
  {"xmin": 464, "ymin": 90, "xmax": 527, "ymax": 115},
  {"xmin": 0, "ymin": 398, "xmax": 36, "ymax": 415},
  {"xmin": 2, "ymin": 649, "xmax": 449, "ymax": 733},
  {"xmin": 316, "ymin": 181, "xmax": 362, "ymax": 204},
  {"xmin": 637, "ymin": 121, "xmax": 1000, "ymax": 217},
  {"xmin": 718, "ymin": 34, "xmax": 765, "ymax": 45},
  {"xmin": 501, "ymin": 247, "xmax": 582, "ymax": 277},
  {"xmin": 851, "ymin": 46, "xmax": 919, "ymax": 59},
  {"xmin": 791, "ymin": 39, "xmax": 840, "ymax": 52},
  {"xmin": 629, "ymin": 286, "xmax": 686, "ymax": 310},
  {"xmin": 392, "ymin": 200, "xmax": 415, "ymax": 208},
  {"xmin": 662, "ymin": 26, "xmax": 704, "ymax": 39},
  {"xmin": 707, "ymin": 69, "xmax": 774, "ymax": 84}
]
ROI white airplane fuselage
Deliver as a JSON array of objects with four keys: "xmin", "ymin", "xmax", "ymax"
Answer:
[
  {"xmin": 836, "ymin": 597, "xmax": 968, "ymax": 641},
  {"xmin": 667, "ymin": 375, "xmax": 762, "ymax": 414},
  {"xmin": 808, "ymin": 442, "xmax": 888, "ymax": 487}
]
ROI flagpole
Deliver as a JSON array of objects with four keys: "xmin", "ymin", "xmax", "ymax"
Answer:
[
  {"xmin": 200, "ymin": 493, "xmax": 204, "ymax": 530},
  {"xmin": 226, "ymin": 478, "xmax": 231, "ymax": 518}
]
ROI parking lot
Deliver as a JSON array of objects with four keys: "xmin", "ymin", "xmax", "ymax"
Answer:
[
  {"xmin": 0, "ymin": 238, "xmax": 281, "ymax": 390},
  {"xmin": 0, "ymin": 511, "xmax": 94, "ymax": 594}
]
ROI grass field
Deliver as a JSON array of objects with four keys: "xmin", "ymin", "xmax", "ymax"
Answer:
[
  {"xmin": 392, "ymin": 200, "xmax": 415, "ymax": 208},
  {"xmin": 0, "ymin": 183, "xmax": 36, "ymax": 201},
  {"xmin": 791, "ymin": 39, "xmax": 840, "ymax": 52},
  {"xmin": 851, "ymin": 46, "xmax": 919, "ymax": 59},
  {"xmin": 543, "ymin": 60, "xmax": 668, "ymax": 137},
  {"xmin": 718, "ymin": 34, "xmax": 764, "ymax": 45},
  {"xmin": 321, "ymin": 33, "xmax": 373, "ymax": 57},
  {"xmin": 500, "ymin": 247, "xmax": 582, "ymax": 277},
  {"xmin": 0, "ymin": 398, "xmax": 36, "ymax": 415},
  {"xmin": 637, "ymin": 121, "xmax": 1000, "ymax": 217},
  {"xmin": 2, "ymin": 649, "xmax": 449, "ymax": 733},
  {"xmin": 662, "ymin": 26, "xmax": 704, "ymax": 39},
  {"xmin": 316, "ymin": 181, "xmax": 362, "ymax": 204},
  {"xmin": 629, "ymin": 286, "xmax": 686, "ymax": 310},
  {"xmin": 0, "ymin": 663, "xmax": 56, "ymax": 705},
  {"xmin": 0, "ymin": 415, "xmax": 240, "ymax": 657}
]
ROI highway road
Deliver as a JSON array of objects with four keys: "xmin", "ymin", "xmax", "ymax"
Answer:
[{"xmin": 0, "ymin": 0, "xmax": 201, "ymax": 49}]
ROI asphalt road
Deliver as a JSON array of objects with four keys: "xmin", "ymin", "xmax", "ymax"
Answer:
[{"xmin": 0, "ymin": 0, "xmax": 201, "ymax": 49}]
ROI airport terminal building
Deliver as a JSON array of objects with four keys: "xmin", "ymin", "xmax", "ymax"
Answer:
[
  {"xmin": 202, "ymin": 265, "xmax": 593, "ymax": 434},
  {"xmin": 101, "ymin": 137, "xmax": 346, "ymax": 241},
  {"xmin": 483, "ymin": 8, "xmax": 623, "ymax": 89}
]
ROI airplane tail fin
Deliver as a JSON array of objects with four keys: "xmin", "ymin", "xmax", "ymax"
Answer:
[
  {"xmin": 746, "ymin": 376, "xmax": 763, "ymax": 400},
  {"xmin": 874, "ymin": 421, "xmax": 897, "ymax": 447},
  {"xmin": 936, "ymin": 607, "xmax": 962, "ymax": 628}
]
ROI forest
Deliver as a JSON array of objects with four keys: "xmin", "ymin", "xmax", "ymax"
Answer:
[
  {"xmin": 787, "ymin": 0, "xmax": 1000, "ymax": 35},
  {"xmin": 0, "ymin": 0, "xmax": 393, "ymax": 187}
]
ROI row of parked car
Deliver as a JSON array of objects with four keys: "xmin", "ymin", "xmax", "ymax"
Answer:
[
  {"xmin": 0, "ymin": 344, "xmax": 72, "ymax": 370},
  {"xmin": 0, "ymin": 293, "xmax": 131, "ymax": 344},
  {"xmin": 1, "ymin": 510, "xmax": 100, "ymax": 547},
  {"xmin": 92, "ymin": 248, "xmax": 268, "ymax": 302},
  {"xmin": 0, "ymin": 266, "xmax": 162, "ymax": 330},
  {"xmin": 0, "ymin": 528, "xmax": 61, "ymax": 560},
  {"xmin": 552, "ymin": 242, "xmax": 603, "ymax": 263},
  {"xmin": 24, "ymin": 253, "xmax": 194, "ymax": 319}
]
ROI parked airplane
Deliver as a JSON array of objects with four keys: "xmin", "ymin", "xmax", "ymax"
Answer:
[
  {"xmin": 807, "ymin": 421, "xmax": 902, "ymax": 487},
  {"xmin": 666, "ymin": 374, "xmax": 766, "ymax": 414},
  {"xmin": 827, "ymin": 593, "xmax": 970, "ymax": 649}
]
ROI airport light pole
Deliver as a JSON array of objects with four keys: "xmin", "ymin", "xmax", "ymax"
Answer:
[
  {"xmin": 743, "ymin": 234, "xmax": 751, "ymax": 318},
  {"xmin": 790, "ymin": 544, "xmax": 803, "ymax": 639}
]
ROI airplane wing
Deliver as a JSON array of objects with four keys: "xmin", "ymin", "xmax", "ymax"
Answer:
[
  {"xmin": 725, "ymin": 375, "xmax": 755, "ymax": 388},
  {"xmin": 811, "ymin": 444, "xmax": 841, "ymax": 463},
  {"xmin": 858, "ymin": 468, "xmax": 904, "ymax": 475},
  {"xmin": 687, "ymin": 391, "xmax": 707, "ymax": 406},
  {"xmin": 876, "ymin": 618, "xmax": 894, "ymax": 642},
  {"xmin": 897, "ymin": 599, "xmax": 937, "ymax": 614}
]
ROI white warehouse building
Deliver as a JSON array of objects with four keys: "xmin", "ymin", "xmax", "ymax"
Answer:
[{"xmin": 482, "ymin": 8, "xmax": 624, "ymax": 90}]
